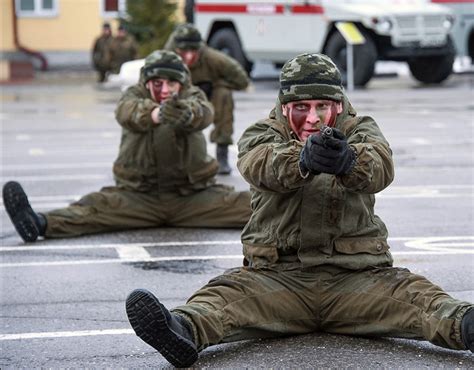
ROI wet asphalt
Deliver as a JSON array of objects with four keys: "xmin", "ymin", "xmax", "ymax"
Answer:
[{"xmin": 0, "ymin": 68, "xmax": 473, "ymax": 368}]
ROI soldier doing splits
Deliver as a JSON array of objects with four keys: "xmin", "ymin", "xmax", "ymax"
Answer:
[
  {"xmin": 165, "ymin": 23, "xmax": 250, "ymax": 175},
  {"xmin": 3, "ymin": 51, "xmax": 251, "ymax": 243},
  {"xmin": 125, "ymin": 53, "xmax": 473, "ymax": 367}
]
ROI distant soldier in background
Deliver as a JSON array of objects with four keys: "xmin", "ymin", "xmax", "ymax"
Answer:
[
  {"xmin": 92, "ymin": 22, "xmax": 112, "ymax": 83},
  {"xmin": 109, "ymin": 24, "xmax": 139, "ymax": 74},
  {"xmin": 165, "ymin": 23, "xmax": 250, "ymax": 175}
]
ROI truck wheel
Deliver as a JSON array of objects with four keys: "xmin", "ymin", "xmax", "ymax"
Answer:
[
  {"xmin": 408, "ymin": 40, "xmax": 455, "ymax": 84},
  {"xmin": 184, "ymin": 0, "xmax": 194, "ymax": 23},
  {"xmin": 325, "ymin": 29, "xmax": 377, "ymax": 87},
  {"xmin": 208, "ymin": 28, "xmax": 252, "ymax": 74}
]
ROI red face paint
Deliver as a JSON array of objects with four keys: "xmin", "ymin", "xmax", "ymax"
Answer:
[
  {"xmin": 146, "ymin": 79, "xmax": 181, "ymax": 103},
  {"xmin": 176, "ymin": 49, "xmax": 200, "ymax": 67},
  {"xmin": 285, "ymin": 100, "xmax": 341, "ymax": 141}
]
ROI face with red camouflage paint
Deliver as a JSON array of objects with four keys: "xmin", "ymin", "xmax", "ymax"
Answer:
[
  {"xmin": 146, "ymin": 78, "xmax": 181, "ymax": 103},
  {"xmin": 175, "ymin": 48, "xmax": 200, "ymax": 67},
  {"xmin": 282, "ymin": 99, "xmax": 343, "ymax": 141}
]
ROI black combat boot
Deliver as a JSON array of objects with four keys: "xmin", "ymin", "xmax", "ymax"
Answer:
[
  {"xmin": 2, "ymin": 181, "xmax": 47, "ymax": 242},
  {"xmin": 126, "ymin": 289, "xmax": 198, "ymax": 367},
  {"xmin": 461, "ymin": 308, "xmax": 474, "ymax": 352},
  {"xmin": 216, "ymin": 144, "xmax": 232, "ymax": 175}
]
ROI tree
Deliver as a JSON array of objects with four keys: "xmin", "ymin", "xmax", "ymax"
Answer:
[{"xmin": 121, "ymin": 0, "xmax": 178, "ymax": 57}]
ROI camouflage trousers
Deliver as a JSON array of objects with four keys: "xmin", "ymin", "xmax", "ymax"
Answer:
[
  {"xmin": 44, "ymin": 184, "xmax": 251, "ymax": 238},
  {"xmin": 210, "ymin": 86, "xmax": 234, "ymax": 146},
  {"xmin": 173, "ymin": 264, "xmax": 472, "ymax": 352}
]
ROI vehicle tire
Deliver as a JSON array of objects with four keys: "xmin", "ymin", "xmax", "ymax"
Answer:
[
  {"xmin": 184, "ymin": 0, "xmax": 194, "ymax": 23},
  {"xmin": 208, "ymin": 28, "xmax": 253, "ymax": 74},
  {"xmin": 408, "ymin": 39, "xmax": 455, "ymax": 84},
  {"xmin": 324, "ymin": 28, "xmax": 377, "ymax": 87}
]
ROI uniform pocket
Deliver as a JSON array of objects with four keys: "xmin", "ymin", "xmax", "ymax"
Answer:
[{"xmin": 334, "ymin": 238, "xmax": 389, "ymax": 255}]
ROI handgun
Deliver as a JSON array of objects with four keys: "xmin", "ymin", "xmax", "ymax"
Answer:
[{"xmin": 320, "ymin": 125, "xmax": 333, "ymax": 148}]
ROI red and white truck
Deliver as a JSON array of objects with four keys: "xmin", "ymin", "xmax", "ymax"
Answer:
[{"xmin": 186, "ymin": 0, "xmax": 458, "ymax": 85}]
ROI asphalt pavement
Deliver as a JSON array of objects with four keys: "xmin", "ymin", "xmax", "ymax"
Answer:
[{"xmin": 0, "ymin": 69, "xmax": 473, "ymax": 368}]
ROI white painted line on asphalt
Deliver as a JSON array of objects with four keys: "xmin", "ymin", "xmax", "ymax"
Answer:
[
  {"xmin": 0, "ymin": 240, "xmax": 242, "ymax": 252},
  {"xmin": 409, "ymin": 138, "xmax": 431, "ymax": 145},
  {"xmin": 16, "ymin": 134, "xmax": 31, "ymax": 141},
  {"xmin": 0, "ymin": 328, "xmax": 134, "ymax": 341},
  {"xmin": 0, "ymin": 250, "xmax": 473, "ymax": 268},
  {"xmin": 1, "ymin": 148, "xmax": 117, "ymax": 158},
  {"xmin": 0, "ymin": 186, "xmax": 469, "ymax": 201},
  {"xmin": 0, "ymin": 174, "xmax": 108, "ymax": 182},
  {"xmin": 116, "ymin": 245, "xmax": 151, "ymax": 260},
  {"xmin": 1, "ymin": 236, "xmax": 472, "ymax": 253},
  {"xmin": 1, "ymin": 162, "xmax": 110, "ymax": 171},
  {"xmin": 0, "ymin": 237, "xmax": 472, "ymax": 268},
  {"xmin": 28, "ymin": 148, "xmax": 45, "ymax": 156},
  {"xmin": 378, "ymin": 193, "xmax": 472, "ymax": 199},
  {"xmin": 0, "ymin": 254, "xmax": 245, "ymax": 268},
  {"xmin": 0, "ymin": 194, "xmax": 82, "ymax": 203},
  {"xmin": 405, "ymin": 236, "xmax": 474, "ymax": 252}
]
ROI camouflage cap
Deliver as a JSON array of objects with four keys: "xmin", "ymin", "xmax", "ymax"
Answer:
[
  {"xmin": 141, "ymin": 50, "xmax": 189, "ymax": 85},
  {"xmin": 172, "ymin": 23, "xmax": 203, "ymax": 50},
  {"xmin": 279, "ymin": 53, "xmax": 344, "ymax": 104}
]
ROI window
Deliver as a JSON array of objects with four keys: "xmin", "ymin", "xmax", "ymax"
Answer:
[
  {"xmin": 101, "ymin": 0, "xmax": 127, "ymax": 17},
  {"xmin": 15, "ymin": 0, "xmax": 58, "ymax": 17}
]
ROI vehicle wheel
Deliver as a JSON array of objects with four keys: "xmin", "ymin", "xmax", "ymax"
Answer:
[
  {"xmin": 208, "ymin": 28, "xmax": 253, "ymax": 74},
  {"xmin": 408, "ymin": 39, "xmax": 455, "ymax": 84},
  {"xmin": 184, "ymin": 0, "xmax": 194, "ymax": 23},
  {"xmin": 324, "ymin": 28, "xmax": 377, "ymax": 87}
]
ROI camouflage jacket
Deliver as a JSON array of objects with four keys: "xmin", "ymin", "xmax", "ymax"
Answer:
[
  {"xmin": 189, "ymin": 46, "xmax": 249, "ymax": 90},
  {"xmin": 92, "ymin": 35, "xmax": 112, "ymax": 70},
  {"xmin": 237, "ymin": 96, "xmax": 395, "ymax": 270},
  {"xmin": 114, "ymin": 83, "xmax": 218, "ymax": 194},
  {"xmin": 108, "ymin": 35, "xmax": 138, "ymax": 73}
]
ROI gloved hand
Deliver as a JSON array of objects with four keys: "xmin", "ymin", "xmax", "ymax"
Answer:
[
  {"xmin": 300, "ymin": 128, "xmax": 356, "ymax": 176},
  {"xmin": 158, "ymin": 95, "xmax": 193, "ymax": 127}
]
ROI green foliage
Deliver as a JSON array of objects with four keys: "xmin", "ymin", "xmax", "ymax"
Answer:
[{"xmin": 121, "ymin": 0, "xmax": 178, "ymax": 57}]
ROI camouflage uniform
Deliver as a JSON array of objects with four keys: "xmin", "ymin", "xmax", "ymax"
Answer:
[
  {"xmin": 108, "ymin": 33, "xmax": 139, "ymax": 74},
  {"xmin": 167, "ymin": 54, "xmax": 473, "ymax": 353},
  {"xmin": 42, "ymin": 51, "xmax": 250, "ymax": 238},
  {"xmin": 92, "ymin": 24, "xmax": 112, "ymax": 82},
  {"xmin": 165, "ymin": 24, "xmax": 250, "ymax": 174}
]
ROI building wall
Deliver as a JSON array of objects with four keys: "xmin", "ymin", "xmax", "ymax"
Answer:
[
  {"xmin": 1, "ymin": 0, "xmax": 15, "ymax": 51},
  {"xmin": 0, "ymin": 0, "xmax": 186, "ymax": 74},
  {"xmin": 18, "ymin": 1, "xmax": 118, "ymax": 50}
]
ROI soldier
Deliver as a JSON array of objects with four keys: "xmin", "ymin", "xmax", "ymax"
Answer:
[
  {"xmin": 125, "ymin": 53, "xmax": 473, "ymax": 367},
  {"xmin": 3, "ymin": 51, "xmax": 251, "ymax": 243},
  {"xmin": 165, "ymin": 23, "xmax": 250, "ymax": 175},
  {"xmin": 108, "ymin": 24, "xmax": 139, "ymax": 74},
  {"xmin": 92, "ymin": 22, "xmax": 113, "ymax": 83}
]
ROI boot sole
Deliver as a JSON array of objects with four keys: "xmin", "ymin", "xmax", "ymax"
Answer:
[
  {"xmin": 126, "ymin": 289, "xmax": 198, "ymax": 367},
  {"xmin": 2, "ymin": 181, "xmax": 39, "ymax": 242}
]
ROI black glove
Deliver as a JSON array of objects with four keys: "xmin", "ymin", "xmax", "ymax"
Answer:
[
  {"xmin": 300, "ymin": 128, "xmax": 356, "ymax": 176},
  {"xmin": 159, "ymin": 96, "xmax": 193, "ymax": 127}
]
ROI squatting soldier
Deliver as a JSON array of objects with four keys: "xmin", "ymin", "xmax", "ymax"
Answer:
[
  {"xmin": 108, "ymin": 25, "xmax": 139, "ymax": 74},
  {"xmin": 165, "ymin": 23, "xmax": 250, "ymax": 175},
  {"xmin": 92, "ymin": 22, "xmax": 113, "ymax": 83},
  {"xmin": 3, "ymin": 51, "xmax": 251, "ymax": 243},
  {"xmin": 125, "ymin": 53, "xmax": 474, "ymax": 367}
]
